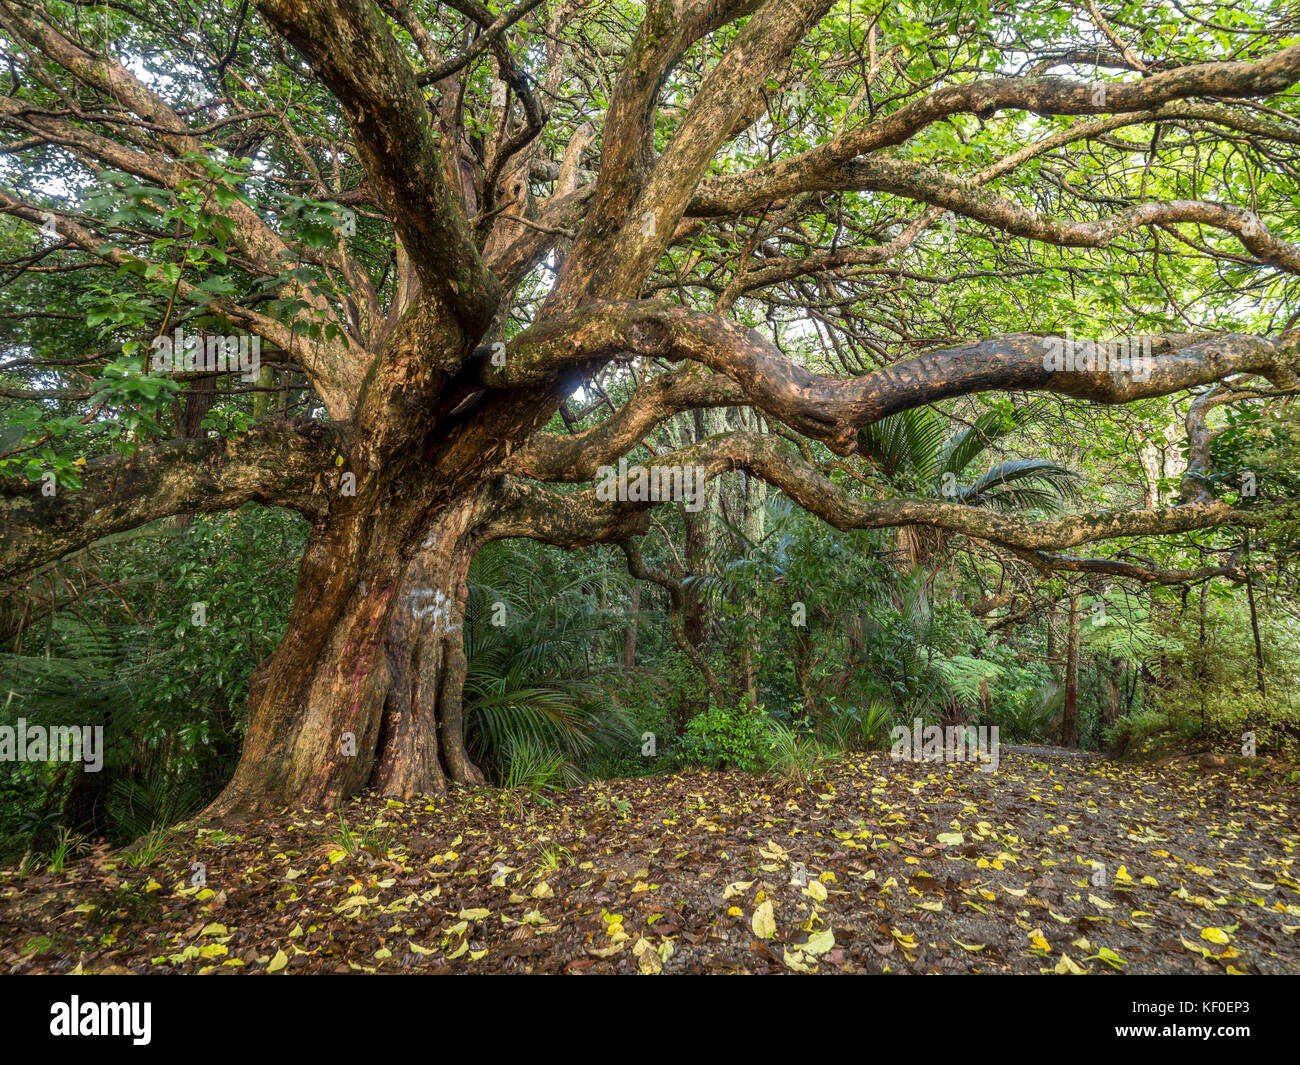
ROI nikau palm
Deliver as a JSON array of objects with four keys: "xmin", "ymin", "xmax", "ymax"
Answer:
[
  {"xmin": 461, "ymin": 546, "xmax": 633, "ymax": 783},
  {"xmin": 858, "ymin": 404, "xmax": 1083, "ymax": 566}
]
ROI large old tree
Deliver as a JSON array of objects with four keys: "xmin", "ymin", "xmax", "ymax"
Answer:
[{"xmin": 2, "ymin": 0, "xmax": 1299, "ymax": 819}]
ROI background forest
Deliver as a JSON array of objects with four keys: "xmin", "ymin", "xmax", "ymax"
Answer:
[
  {"xmin": 4, "ymin": 402, "xmax": 1298, "ymax": 863},
  {"xmin": 3, "ymin": 0, "xmax": 1300, "ymax": 868}
]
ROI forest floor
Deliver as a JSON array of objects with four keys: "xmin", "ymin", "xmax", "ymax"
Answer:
[{"xmin": 2, "ymin": 751, "xmax": 1298, "ymax": 974}]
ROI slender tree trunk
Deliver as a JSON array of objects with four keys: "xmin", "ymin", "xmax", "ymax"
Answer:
[
  {"xmin": 1061, "ymin": 589, "xmax": 1080, "ymax": 747},
  {"xmin": 60, "ymin": 758, "xmax": 111, "ymax": 839},
  {"xmin": 740, "ymin": 467, "xmax": 765, "ymax": 707},
  {"xmin": 251, "ymin": 365, "xmax": 278, "ymax": 420},
  {"xmin": 683, "ymin": 407, "xmax": 726, "ymax": 648},
  {"xmin": 793, "ymin": 625, "xmax": 814, "ymax": 728},
  {"xmin": 1244, "ymin": 533, "xmax": 1267, "ymax": 701},
  {"xmin": 623, "ymin": 583, "xmax": 640, "ymax": 669},
  {"xmin": 740, "ymin": 644, "xmax": 757, "ymax": 709},
  {"xmin": 1198, "ymin": 580, "xmax": 1209, "ymax": 733},
  {"xmin": 683, "ymin": 509, "xmax": 707, "ymax": 642},
  {"xmin": 181, "ymin": 376, "xmax": 218, "ymax": 437},
  {"xmin": 165, "ymin": 378, "xmax": 221, "ymax": 531},
  {"xmin": 1045, "ymin": 602, "xmax": 1059, "ymax": 681}
]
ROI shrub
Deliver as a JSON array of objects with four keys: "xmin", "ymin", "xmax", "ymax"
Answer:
[
  {"xmin": 501, "ymin": 736, "xmax": 573, "ymax": 793},
  {"xmin": 678, "ymin": 696, "xmax": 768, "ymax": 771},
  {"xmin": 817, "ymin": 697, "xmax": 895, "ymax": 752},
  {"xmin": 766, "ymin": 722, "xmax": 827, "ymax": 784},
  {"xmin": 1105, "ymin": 709, "xmax": 1174, "ymax": 759}
]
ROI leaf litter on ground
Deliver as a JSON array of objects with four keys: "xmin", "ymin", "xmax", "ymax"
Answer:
[{"xmin": 2, "ymin": 752, "xmax": 1298, "ymax": 974}]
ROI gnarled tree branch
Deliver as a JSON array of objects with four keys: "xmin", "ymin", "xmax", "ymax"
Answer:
[{"xmin": 0, "ymin": 419, "xmax": 340, "ymax": 580}]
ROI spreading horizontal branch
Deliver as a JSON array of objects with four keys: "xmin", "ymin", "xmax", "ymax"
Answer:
[
  {"xmin": 689, "ymin": 44, "xmax": 1300, "ymax": 217},
  {"xmin": 613, "ymin": 431, "xmax": 1282, "ymax": 551},
  {"xmin": 1009, "ymin": 548, "xmax": 1250, "ymax": 584},
  {"xmin": 491, "ymin": 299, "xmax": 1300, "ymax": 456},
  {"xmin": 796, "ymin": 157, "xmax": 1300, "ymax": 272},
  {"xmin": 477, "ymin": 478, "xmax": 650, "ymax": 547},
  {"xmin": 0, "ymin": 420, "xmax": 341, "ymax": 580},
  {"xmin": 505, "ymin": 365, "xmax": 747, "ymax": 480}
]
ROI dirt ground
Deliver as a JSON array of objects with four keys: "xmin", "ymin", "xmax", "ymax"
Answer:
[{"xmin": 2, "ymin": 751, "xmax": 1298, "ymax": 974}]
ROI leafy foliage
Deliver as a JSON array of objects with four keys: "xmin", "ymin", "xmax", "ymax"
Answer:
[{"xmin": 678, "ymin": 697, "xmax": 769, "ymax": 772}]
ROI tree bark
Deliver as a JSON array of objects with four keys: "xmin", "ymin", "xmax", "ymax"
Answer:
[
  {"xmin": 206, "ymin": 491, "xmax": 497, "ymax": 819},
  {"xmin": 1061, "ymin": 590, "xmax": 1081, "ymax": 747},
  {"xmin": 372, "ymin": 497, "xmax": 487, "ymax": 797},
  {"xmin": 623, "ymin": 582, "xmax": 640, "ymax": 669}
]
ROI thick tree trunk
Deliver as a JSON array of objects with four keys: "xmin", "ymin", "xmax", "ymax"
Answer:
[
  {"xmin": 205, "ymin": 491, "xmax": 488, "ymax": 820},
  {"xmin": 205, "ymin": 515, "xmax": 399, "ymax": 821},
  {"xmin": 373, "ymin": 498, "xmax": 487, "ymax": 796}
]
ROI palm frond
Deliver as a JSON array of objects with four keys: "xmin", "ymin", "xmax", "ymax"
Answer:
[
  {"xmin": 958, "ymin": 459, "xmax": 1083, "ymax": 513},
  {"xmin": 938, "ymin": 403, "xmax": 1040, "ymax": 477},
  {"xmin": 932, "ymin": 654, "xmax": 1004, "ymax": 705},
  {"xmin": 858, "ymin": 407, "xmax": 945, "ymax": 481}
]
